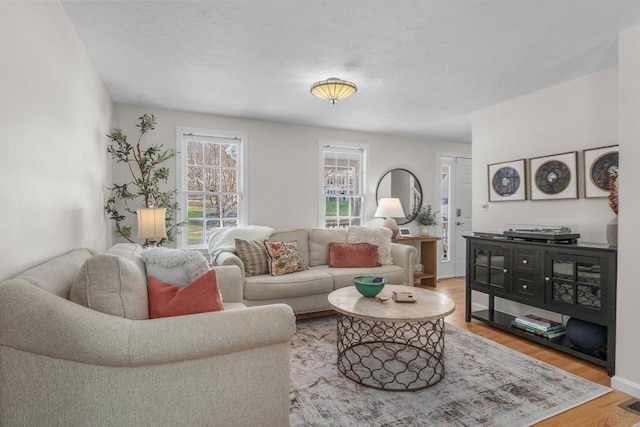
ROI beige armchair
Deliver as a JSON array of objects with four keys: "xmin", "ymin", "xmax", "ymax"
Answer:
[{"xmin": 0, "ymin": 248, "xmax": 295, "ymax": 426}]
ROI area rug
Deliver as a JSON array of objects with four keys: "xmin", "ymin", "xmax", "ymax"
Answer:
[{"xmin": 290, "ymin": 316, "xmax": 611, "ymax": 427}]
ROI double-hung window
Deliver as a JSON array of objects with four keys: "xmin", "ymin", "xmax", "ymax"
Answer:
[
  {"xmin": 177, "ymin": 128, "xmax": 247, "ymax": 249},
  {"xmin": 320, "ymin": 142, "xmax": 367, "ymax": 228}
]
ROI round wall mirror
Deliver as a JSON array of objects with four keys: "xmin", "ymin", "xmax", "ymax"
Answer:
[{"xmin": 375, "ymin": 168, "xmax": 423, "ymax": 225}]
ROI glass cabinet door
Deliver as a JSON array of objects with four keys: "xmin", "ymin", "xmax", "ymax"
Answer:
[
  {"xmin": 548, "ymin": 255, "xmax": 602, "ymax": 310},
  {"xmin": 472, "ymin": 246, "xmax": 508, "ymax": 291}
]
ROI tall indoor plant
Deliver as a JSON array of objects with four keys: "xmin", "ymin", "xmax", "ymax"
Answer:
[{"xmin": 104, "ymin": 114, "xmax": 183, "ymax": 246}]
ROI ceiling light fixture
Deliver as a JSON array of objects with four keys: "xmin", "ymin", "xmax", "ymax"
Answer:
[{"xmin": 310, "ymin": 77, "xmax": 357, "ymax": 104}]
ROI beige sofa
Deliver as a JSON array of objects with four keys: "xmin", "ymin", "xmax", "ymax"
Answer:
[
  {"xmin": 0, "ymin": 246, "xmax": 295, "ymax": 427},
  {"xmin": 211, "ymin": 227, "xmax": 417, "ymax": 315}
]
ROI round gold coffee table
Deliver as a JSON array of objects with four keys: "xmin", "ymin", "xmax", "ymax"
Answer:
[{"xmin": 327, "ymin": 285, "xmax": 455, "ymax": 391}]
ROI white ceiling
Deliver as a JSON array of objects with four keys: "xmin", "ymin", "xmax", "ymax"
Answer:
[{"xmin": 61, "ymin": 1, "xmax": 639, "ymax": 144}]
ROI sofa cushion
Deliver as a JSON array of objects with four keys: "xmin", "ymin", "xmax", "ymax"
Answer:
[
  {"xmin": 270, "ymin": 227, "xmax": 310, "ymax": 264},
  {"xmin": 244, "ymin": 268, "xmax": 334, "ymax": 300},
  {"xmin": 315, "ymin": 264, "xmax": 407, "ymax": 289},
  {"xmin": 328, "ymin": 242, "xmax": 380, "ymax": 268},
  {"xmin": 148, "ymin": 270, "xmax": 224, "ymax": 318},
  {"xmin": 70, "ymin": 244, "xmax": 148, "ymax": 319},
  {"xmin": 142, "ymin": 247, "xmax": 210, "ymax": 287},
  {"xmin": 347, "ymin": 226, "xmax": 393, "ymax": 265},
  {"xmin": 264, "ymin": 240, "xmax": 309, "ymax": 276},
  {"xmin": 235, "ymin": 238, "xmax": 270, "ymax": 276},
  {"xmin": 308, "ymin": 228, "xmax": 348, "ymax": 267}
]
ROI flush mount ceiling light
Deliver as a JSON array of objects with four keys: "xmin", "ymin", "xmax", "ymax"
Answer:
[{"xmin": 310, "ymin": 77, "xmax": 357, "ymax": 104}]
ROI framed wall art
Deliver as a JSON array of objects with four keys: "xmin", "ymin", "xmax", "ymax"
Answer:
[
  {"xmin": 583, "ymin": 145, "xmax": 618, "ymax": 198},
  {"xmin": 487, "ymin": 159, "xmax": 527, "ymax": 202},
  {"xmin": 529, "ymin": 151, "xmax": 578, "ymax": 200}
]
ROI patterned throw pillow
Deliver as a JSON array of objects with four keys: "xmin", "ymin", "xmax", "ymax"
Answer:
[
  {"xmin": 263, "ymin": 240, "xmax": 309, "ymax": 276},
  {"xmin": 235, "ymin": 238, "xmax": 270, "ymax": 276}
]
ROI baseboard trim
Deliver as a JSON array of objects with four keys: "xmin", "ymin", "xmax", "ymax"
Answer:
[
  {"xmin": 471, "ymin": 302, "xmax": 488, "ymax": 312},
  {"xmin": 612, "ymin": 375, "xmax": 640, "ymax": 399}
]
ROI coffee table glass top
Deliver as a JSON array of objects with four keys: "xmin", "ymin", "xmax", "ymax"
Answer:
[{"xmin": 328, "ymin": 285, "xmax": 455, "ymax": 322}]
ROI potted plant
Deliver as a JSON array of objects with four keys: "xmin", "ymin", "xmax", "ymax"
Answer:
[
  {"xmin": 409, "ymin": 204, "xmax": 439, "ymax": 236},
  {"xmin": 104, "ymin": 114, "xmax": 185, "ymax": 247}
]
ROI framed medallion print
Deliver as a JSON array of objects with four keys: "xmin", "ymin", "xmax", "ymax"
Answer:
[
  {"xmin": 487, "ymin": 159, "xmax": 527, "ymax": 202},
  {"xmin": 529, "ymin": 151, "xmax": 578, "ymax": 200},
  {"xmin": 583, "ymin": 145, "xmax": 618, "ymax": 198}
]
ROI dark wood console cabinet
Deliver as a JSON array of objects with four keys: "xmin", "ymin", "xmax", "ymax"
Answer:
[{"xmin": 464, "ymin": 235, "xmax": 617, "ymax": 375}]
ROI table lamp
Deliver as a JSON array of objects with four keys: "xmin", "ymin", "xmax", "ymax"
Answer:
[
  {"xmin": 374, "ymin": 198, "xmax": 405, "ymax": 239},
  {"xmin": 137, "ymin": 207, "xmax": 167, "ymax": 246}
]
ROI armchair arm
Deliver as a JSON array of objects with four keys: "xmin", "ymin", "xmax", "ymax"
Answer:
[
  {"xmin": 391, "ymin": 243, "xmax": 417, "ymax": 286},
  {"xmin": 0, "ymin": 282, "xmax": 295, "ymax": 367}
]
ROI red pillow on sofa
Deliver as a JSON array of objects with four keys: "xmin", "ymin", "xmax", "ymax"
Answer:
[
  {"xmin": 147, "ymin": 270, "xmax": 224, "ymax": 319},
  {"xmin": 328, "ymin": 242, "xmax": 381, "ymax": 268}
]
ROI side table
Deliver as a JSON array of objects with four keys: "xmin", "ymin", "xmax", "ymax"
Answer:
[{"xmin": 393, "ymin": 236, "xmax": 441, "ymax": 287}]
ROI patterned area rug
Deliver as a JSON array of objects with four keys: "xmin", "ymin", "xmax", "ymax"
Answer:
[{"xmin": 290, "ymin": 316, "xmax": 611, "ymax": 427}]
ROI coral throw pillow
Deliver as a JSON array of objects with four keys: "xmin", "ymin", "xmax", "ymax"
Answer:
[
  {"xmin": 147, "ymin": 270, "xmax": 224, "ymax": 319},
  {"xmin": 263, "ymin": 240, "xmax": 309, "ymax": 276},
  {"xmin": 328, "ymin": 242, "xmax": 381, "ymax": 268}
]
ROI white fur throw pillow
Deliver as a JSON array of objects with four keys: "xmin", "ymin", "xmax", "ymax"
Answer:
[
  {"xmin": 142, "ymin": 247, "xmax": 210, "ymax": 287},
  {"xmin": 347, "ymin": 226, "xmax": 393, "ymax": 265}
]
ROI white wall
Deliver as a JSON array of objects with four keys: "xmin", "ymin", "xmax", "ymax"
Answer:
[
  {"xmin": 472, "ymin": 67, "xmax": 618, "ymax": 241},
  {"xmin": 613, "ymin": 26, "xmax": 640, "ymax": 398},
  {"xmin": 111, "ymin": 104, "xmax": 471, "ymax": 242},
  {"xmin": 472, "ymin": 37, "xmax": 639, "ymax": 396},
  {"xmin": 0, "ymin": 1, "xmax": 112, "ymax": 282}
]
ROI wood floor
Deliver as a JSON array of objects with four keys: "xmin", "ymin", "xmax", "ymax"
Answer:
[{"xmin": 431, "ymin": 277, "xmax": 640, "ymax": 427}]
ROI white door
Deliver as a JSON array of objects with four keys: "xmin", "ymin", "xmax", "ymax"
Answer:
[
  {"xmin": 437, "ymin": 156, "xmax": 472, "ymax": 278},
  {"xmin": 454, "ymin": 157, "xmax": 472, "ymax": 277}
]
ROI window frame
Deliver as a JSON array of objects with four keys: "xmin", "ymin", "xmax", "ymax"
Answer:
[
  {"xmin": 319, "ymin": 140, "xmax": 369, "ymax": 228},
  {"xmin": 176, "ymin": 127, "xmax": 248, "ymax": 250}
]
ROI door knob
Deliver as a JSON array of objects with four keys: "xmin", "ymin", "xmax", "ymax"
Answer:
[{"xmin": 456, "ymin": 221, "xmax": 464, "ymax": 226}]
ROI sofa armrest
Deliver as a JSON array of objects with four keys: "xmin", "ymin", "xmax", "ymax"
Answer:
[
  {"xmin": 211, "ymin": 265, "xmax": 243, "ymax": 303},
  {"xmin": 0, "ymin": 282, "xmax": 294, "ymax": 367},
  {"xmin": 391, "ymin": 243, "xmax": 417, "ymax": 285}
]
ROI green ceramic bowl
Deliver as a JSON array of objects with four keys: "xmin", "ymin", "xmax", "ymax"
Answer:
[{"xmin": 352, "ymin": 276, "xmax": 387, "ymax": 297}]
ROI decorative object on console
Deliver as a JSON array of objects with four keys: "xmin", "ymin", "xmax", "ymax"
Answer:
[
  {"xmin": 310, "ymin": 77, "xmax": 357, "ymax": 104},
  {"xmin": 565, "ymin": 317, "xmax": 607, "ymax": 354},
  {"xmin": 583, "ymin": 145, "xmax": 618, "ymax": 198},
  {"xmin": 606, "ymin": 167, "xmax": 618, "ymax": 247},
  {"xmin": 352, "ymin": 276, "xmax": 386, "ymax": 297},
  {"xmin": 487, "ymin": 158, "xmax": 527, "ymax": 202},
  {"xmin": 529, "ymin": 151, "xmax": 578, "ymax": 200},
  {"xmin": 409, "ymin": 204, "xmax": 439, "ymax": 236},
  {"xmin": 374, "ymin": 198, "xmax": 405, "ymax": 238},
  {"xmin": 104, "ymin": 114, "xmax": 184, "ymax": 247},
  {"xmin": 137, "ymin": 207, "xmax": 167, "ymax": 246}
]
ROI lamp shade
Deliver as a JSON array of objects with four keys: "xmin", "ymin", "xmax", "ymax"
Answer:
[
  {"xmin": 137, "ymin": 207, "xmax": 167, "ymax": 239},
  {"xmin": 310, "ymin": 78, "xmax": 357, "ymax": 104},
  {"xmin": 374, "ymin": 198, "xmax": 405, "ymax": 218}
]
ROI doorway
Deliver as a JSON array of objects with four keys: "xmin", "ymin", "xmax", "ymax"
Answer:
[{"xmin": 437, "ymin": 156, "xmax": 472, "ymax": 278}]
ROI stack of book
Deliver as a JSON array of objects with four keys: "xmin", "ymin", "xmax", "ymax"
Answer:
[{"xmin": 511, "ymin": 314, "xmax": 566, "ymax": 339}]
